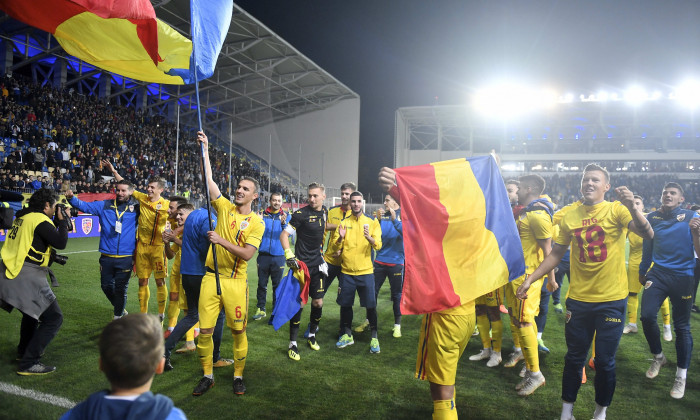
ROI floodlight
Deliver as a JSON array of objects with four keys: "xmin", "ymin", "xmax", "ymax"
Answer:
[
  {"xmin": 674, "ymin": 79, "xmax": 700, "ymax": 108},
  {"xmin": 597, "ymin": 91, "xmax": 609, "ymax": 102},
  {"xmin": 624, "ymin": 86, "xmax": 648, "ymax": 105}
]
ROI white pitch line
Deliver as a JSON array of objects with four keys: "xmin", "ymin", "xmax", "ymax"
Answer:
[
  {"xmin": 0, "ymin": 381, "xmax": 76, "ymax": 409},
  {"xmin": 62, "ymin": 250, "xmax": 100, "ymax": 255}
]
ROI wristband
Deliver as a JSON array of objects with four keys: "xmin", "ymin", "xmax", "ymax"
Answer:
[{"xmin": 284, "ymin": 248, "xmax": 295, "ymax": 260}]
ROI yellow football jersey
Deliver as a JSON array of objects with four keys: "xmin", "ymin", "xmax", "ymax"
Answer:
[
  {"xmin": 205, "ymin": 196, "xmax": 264, "ymax": 279},
  {"xmin": 556, "ymin": 201, "xmax": 633, "ymax": 302},
  {"xmin": 323, "ymin": 205, "xmax": 351, "ymax": 266},
  {"xmin": 627, "ymin": 230, "xmax": 643, "ymax": 268},
  {"xmin": 517, "ymin": 208, "xmax": 553, "ymax": 275},
  {"xmin": 133, "ymin": 190, "xmax": 169, "ymax": 246}
]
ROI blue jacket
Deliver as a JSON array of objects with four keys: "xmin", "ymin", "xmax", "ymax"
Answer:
[
  {"xmin": 258, "ymin": 207, "xmax": 287, "ymax": 256},
  {"xmin": 375, "ymin": 209, "xmax": 404, "ymax": 265},
  {"xmin": 181, "ymin": 208, "xmax": 217, "ymax": 276},
  {"xmin": 68, "ymin": 196, "xmax": 139, "ymax": 256},
  {"xmin": 640, "ymin": 206, "xmax": 698, "ymax": 276},
  {"xmin": 60, "ymin": 390, "xmax": 186, "ymax": 420}
]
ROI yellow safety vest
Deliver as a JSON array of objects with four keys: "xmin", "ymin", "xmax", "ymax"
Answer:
[{"xmin": 1, "ymin": 212, "xmax": 54, "ymax": 279}]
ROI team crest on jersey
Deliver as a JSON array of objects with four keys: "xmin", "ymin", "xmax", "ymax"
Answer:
[
  {"xmin": 156, "ymin": 203, "xmax": 162, "ymax": 210},
  {"xmin": 565, "ymin": 310, "xmax": 572, "ymax": 323},
  {"xmin": 82, "ymin": 218, "xmax": 93, "ymax": 235},
  {"xmin": 128, "ymin": 205, "xmax": 134, "ymax": 212},
  {"xmin": 677, "ymin": 213, "xmax": 686, "ymax": 221},
  {"xmin": 240, "ymin": 220, "xmax": 249, "ymax": 230},
  {"xmin": 644, "ymin": 281, "xmax": 653, "ymax": 289}
]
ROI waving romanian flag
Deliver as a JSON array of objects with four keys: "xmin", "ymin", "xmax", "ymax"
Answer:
[
  {"xmin": 0, "ymin": 0, "xmax": 232, "ymax": 85},
  {"xmin": 395, "ymin": 156, "xmax": 525, "ymax": 315}
]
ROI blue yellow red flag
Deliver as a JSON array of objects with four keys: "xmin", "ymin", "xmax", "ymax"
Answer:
[
  {"xmin": 270, "ymin": 261, "xmax": 310, "ymax": 331},
  {"xmin": 394, "ymin": 156, "xmax": 525, "ymax": 315},
  {"xmin": 0, "ymin": 0, "xmax": 232, "ymax": 85}
]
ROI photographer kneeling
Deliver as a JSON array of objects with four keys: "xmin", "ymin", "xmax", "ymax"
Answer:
[{"xmin": 0, "ymin": 188, "xmax": 69, "ymax": 375}]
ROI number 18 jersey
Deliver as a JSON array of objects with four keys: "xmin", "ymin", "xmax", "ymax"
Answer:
[{"xmin": 555, "ymin": 200, "xmax": 632, "ymax": 302}]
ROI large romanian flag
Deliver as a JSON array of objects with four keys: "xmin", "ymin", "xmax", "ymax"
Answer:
[
  {"xmin": 395, "ymin": 156, "xmax": 525, "ymax": 315},
  {"xmin": 0, "ymin": 0, "xmax": 232, "ymax": 85}
]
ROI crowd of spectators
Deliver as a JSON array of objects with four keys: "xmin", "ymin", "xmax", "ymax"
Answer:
[{"xmin": 0, "ymin": 74, "xmax": 294, "ymax": 208}]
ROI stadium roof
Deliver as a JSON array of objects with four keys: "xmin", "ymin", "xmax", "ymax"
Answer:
[{"xmin": 0, "ymin": 1, "xmax": 359, "ymax": 133}]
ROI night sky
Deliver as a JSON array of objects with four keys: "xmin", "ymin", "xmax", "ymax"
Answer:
[{"xmin": 236, "ymin": 0, "xmax": 700, "ymax": 198}]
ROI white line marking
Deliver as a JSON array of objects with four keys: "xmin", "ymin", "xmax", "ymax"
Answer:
[
  {"xmin": 0, "ymin": 381, "xmax": 76, "ymax": 409},
  {"xmin": 62, "ymin": 250, "xmax": 100, "ymax": 255}
]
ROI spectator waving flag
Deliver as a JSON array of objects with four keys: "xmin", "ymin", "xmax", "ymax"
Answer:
[
  {"xmin": 0, "ymin": 0, "xmax": 232, "ymax": 85},
  {"xmin": 394, "ymin": 156, "xmax": 525, "ymax": 315}
]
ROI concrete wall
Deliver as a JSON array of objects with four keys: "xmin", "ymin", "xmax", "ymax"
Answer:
[{"xmin": 233, "ymin": 97, "xmax": 360, "ymax": 192}]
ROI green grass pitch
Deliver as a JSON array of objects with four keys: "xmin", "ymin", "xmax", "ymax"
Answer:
[{"xmin": 0, "ymin": 237, "xmax": 699, "ymax": 419}]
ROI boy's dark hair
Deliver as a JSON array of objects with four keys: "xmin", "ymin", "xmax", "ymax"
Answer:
[
  {"xmin": 169, "ymin": 195, "xmax": 187, "ymax": 207},
  {"xmin": 505, "ymin": 179, "xmax": 520, "ymax": 187},
  {"xmin": 518, "ymin": 174, "xmax": 546, "ymax": 196},
  {"xmin": 664, "ymin": 182, "xmax": 684, "ymax": 196},
  {"xmin": 241, "ymin": 176, "xmax": 260, "ymax": 194},
  {"xmin": 115, "ymin": 180, "xmax": 133, "ymax": 190},
  {"xmin": 308, "ymin": 182, "xmax": 325, "ymax": 192},
  {"xmin": 340, "ymin": 182, "xmax": 357, "ymax": 192},
  {"xmin": 177, "ymin": 203, "xmax": 195, "ymax": 212},
  {"xmin": 16, "ymin": 188, "xmax": 57, "ymax": 218},
  {"xmin": 349, "ymin": 191, "xmax": 363, "ymax": 199},
  {"xmin": 99, "ymin": 314, "xmax": 163, "ymax": 389}
]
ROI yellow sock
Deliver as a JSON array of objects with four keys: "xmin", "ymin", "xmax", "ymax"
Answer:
[
  {"xmin": 491, "ymin": 320, "xmax": 503, "ymax": 353},
  {"xmin": 476, "ymin": 314, "xmax": 491, "ymax": 349},
  {"xmin": 510, "ymin": 318, "xmax": 520, "ymax": 348},
  {"xmin": 432, "ymin": 398, "xmax": 457, "ymax": 420},
  {"xmin": 138, "ymin": 285, "xmax": 150, "ymax": 313},
  {"xmin": 157, "ymin": 283, "xmax": 168, "ymax": 315},
  {"xmin": 167, "ymin": 301, "xmax": 180, "ymax": 328},
  {"xmin": 627, "ymin": 294, "xmax": 638, "ymax": 324},
  {"xmin": 186, "ymin": 326, "xmax": 195, "ymax": 342},
  {"xmin": 520, "ymin": 324, "xmax": 539, "ymax": 373},
  {"xmin": 233, "ymin": 332, "xmax": 248, "ymax": 377},
  {"xmin": 591, "ymin": 332, "xmax": 596, "ymax": 359},
  {"xmin": 197, "ymin": 333, "xmax": 214, "ymax": 376},
  {"xmin": 660, "ymin": 297, "xmax": 671, "ymax": 326}
]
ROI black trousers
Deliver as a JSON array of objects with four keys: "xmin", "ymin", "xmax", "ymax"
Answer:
[{"xmin": 18, "ymin": 299, "xmax": 63, "ymax": 369}]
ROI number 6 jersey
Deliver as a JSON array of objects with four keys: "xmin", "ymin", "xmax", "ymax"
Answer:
[{"xmin": 555, "ymin": 200, "xmax": 632, "ymax": 302}]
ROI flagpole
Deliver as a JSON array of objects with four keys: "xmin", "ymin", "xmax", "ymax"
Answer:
[
  {"xmin": 268, "ymin": 133, "xmax": 272, "ymax": 193},
  {"xmin": 193, "ymin": 43, "xmax": 221, "ymax": 296},
  {"xmin": 174, "ymin": 104, "xmax": 180, "ymax": 194},
  {"xmin": 298, "ymin": 143, "xmax": 302, "ymax": 211},
  {"xmin": 228, "ymin": 121, "xmax": 233, "ymax": 195}
]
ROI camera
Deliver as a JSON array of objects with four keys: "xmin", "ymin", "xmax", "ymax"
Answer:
[
  {"xmin": 49, "ymin": 248, "xmax": 68, "ymax": 266},
  {"xmin": 55, "ymin": 203, "xmax": 78, "ymax": 231}
]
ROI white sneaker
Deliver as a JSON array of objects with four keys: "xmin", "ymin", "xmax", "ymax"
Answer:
[
  {"xmin": 519, "ymin": 365, "xmax": 527, "ymax": 377},
  {"xmin": 646, "ymin": 354, "xmax": 667, "ymax": 379},
  {"xmin": 503, "ymin": 350, "xmax": 524, "ymax": 367},
  {"xmin": 468, "ymin": 348, "xmax": 491, "ymax": 361},
  {"xmin": 670, "ymin": 376, "xmax": 686, "ymax": 399},
  {"xmin": 515, "ymin": 369, "xmax": 530, "ymax": 391},
  {"xmin": 517, "ymin": 371, "xmax": 545, "ymax": 396},
  {"xmin": 663, "ymin": 325, "xmax": 673, "ymax": 342},
  {"xmin": 486, "ymin": 351, "xmax": 502, "ymax": 367},
  {"xmin": 623, "ymin": 323, "xmax": 638, "ymax": 334}
]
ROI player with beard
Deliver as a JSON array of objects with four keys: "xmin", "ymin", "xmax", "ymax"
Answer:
[{"xmin": 66, "ymin": 181, "xmax": 138, "ymax": 319}]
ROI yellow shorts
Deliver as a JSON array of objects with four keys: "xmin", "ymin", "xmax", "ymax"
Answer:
[
  {"xmin": 475, "ymin": 286, "xmax": 505, "ymax": 307},
  {"xmin": 506, "ymin": 275, "xmax": 542, "ymax": 324},
  {"xmin": 169, "ymin": 253, "xmax": 181, "ymax": 294},
  {"xmin": 415, "ymin": 302, "xmax": 475, "ymax": 385},
  {"xmin": 199, "ymin": 271, "xmax": 248, "ymax": 331},
  {"xmin": 628, "ymin": 261, "xmax": 642, "ymax": 294},
  {"xmin": 135, "ymin": 243, "xmax": 167, "ymax": 280}
]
